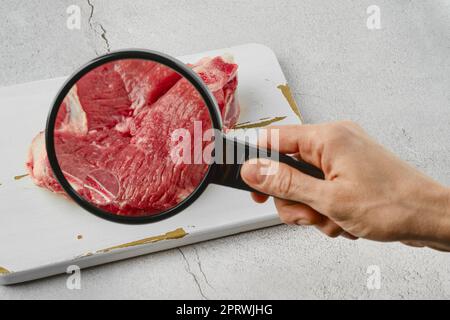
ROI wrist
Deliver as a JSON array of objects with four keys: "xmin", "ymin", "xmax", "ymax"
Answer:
[
  {"xmin": 412, "ymin": 183, "xmax": 450, "ymax": 244},
  {"xmin": 436, "ymin": 187, "xmax": 450, "ymax": 243}
]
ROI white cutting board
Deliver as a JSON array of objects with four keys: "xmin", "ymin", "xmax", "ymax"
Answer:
[{"xmin": 0, "ymin": 43, "xmax": 302, "ymax": 285}]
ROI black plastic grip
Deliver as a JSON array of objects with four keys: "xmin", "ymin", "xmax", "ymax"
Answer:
[{"xmin": 211, "ymin": 136, "xmax": 324, "ymax": 192}]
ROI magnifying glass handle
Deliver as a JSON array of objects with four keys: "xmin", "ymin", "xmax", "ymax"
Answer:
[{"xmin": 211, "ymin": 136, "xmax": 324, "ymax": 193}]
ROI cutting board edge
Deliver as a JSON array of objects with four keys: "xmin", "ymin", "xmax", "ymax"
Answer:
[{"xmin": 0, "ymin": 216, "xmax": 281, "ymax": 285}]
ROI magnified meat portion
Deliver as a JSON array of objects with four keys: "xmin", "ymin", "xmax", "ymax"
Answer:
[
  {"xmin": 114, "ymin": 60, "xmax": 181, "ymax": 112},
  {"xmin": 26, "ymin": 56, "xmax": 240, "ymax": 216}
]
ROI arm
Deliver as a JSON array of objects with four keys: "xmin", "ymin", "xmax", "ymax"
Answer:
[{"xmin": 241, "ymin": 121, "xmax": 450, "ymax": 251}]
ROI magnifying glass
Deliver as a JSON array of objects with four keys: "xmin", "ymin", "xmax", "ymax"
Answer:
[{"xmin": 45, "ymin": 50, "xmax": 324, "ymax": 224}]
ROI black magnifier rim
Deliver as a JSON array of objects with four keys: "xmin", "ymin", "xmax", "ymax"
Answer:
[{"xmin": 45, "ymin": 49, "xmax": 223, "ymax": 224}]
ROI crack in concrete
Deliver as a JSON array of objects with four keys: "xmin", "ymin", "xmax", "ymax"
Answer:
[
  {"xmin": 193, "ymin": 247, "xmax": 214, "ymax": 289},
  {"xmin": 86, "ymin": 0, "xmax": 111, "ymax": 54},
  {"xmin": 178, "ymin": 248, "xmax": 208, "ymax": 300},
  {"xmin": 98, "ymin": 24, "xmax": 111, "ymax": 52},
  {"xmin": 87, "ymin": 0, "xmax": 94, "ymax": 23},
  {"xmin": 402, "ymin": 128, "xmax": 413, "ymax": 143}
]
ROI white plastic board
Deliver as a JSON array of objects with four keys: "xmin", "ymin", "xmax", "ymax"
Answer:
[{"xmin": 0, "ymin": 43, "xmax": 302, "ymax": 285}]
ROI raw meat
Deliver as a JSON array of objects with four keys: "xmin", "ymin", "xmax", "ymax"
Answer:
[
  {"xmin": 27, "ymin": 56, "xmax": 240, "ymax": 216},
  {"xmin": 114, "ymin": 60, "xmax": 181, "ymax": 112}
]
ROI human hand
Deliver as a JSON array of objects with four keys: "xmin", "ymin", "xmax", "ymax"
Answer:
[{"xmin": 240, "ymin": 121, "xmax": 450, "ymax": 251}]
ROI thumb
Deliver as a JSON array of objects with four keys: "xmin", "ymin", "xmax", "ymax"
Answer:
[{"xmin": 241, "ymin": 159, "xmax": 330, "ymax": 208}]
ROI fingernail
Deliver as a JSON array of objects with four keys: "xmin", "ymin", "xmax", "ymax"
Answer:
[
  {"xmin": 296, "ymin": 219, "xmax": 312, "ymax": 226},
  {"xmin": 241, "ymin": 162, "xmax": 264, "ymax": 185}
]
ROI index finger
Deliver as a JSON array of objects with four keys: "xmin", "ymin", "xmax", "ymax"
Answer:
[{"xmin": 259, "ymin": 124, "xmax": 324, "ymax": 169}]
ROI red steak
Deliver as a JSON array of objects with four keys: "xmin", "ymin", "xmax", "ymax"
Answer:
[{"xmin": 27, "ymin": 56, "xmax": 240, "ymax": 216}]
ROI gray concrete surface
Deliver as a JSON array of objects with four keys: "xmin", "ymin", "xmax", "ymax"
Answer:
[{"xmin": 1, "ymin": 0, "xmax": 449, "ymax": 299}]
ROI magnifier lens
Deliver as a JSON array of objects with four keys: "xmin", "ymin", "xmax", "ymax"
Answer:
[{"xmin": 53, "ymin": 59, "xmax": 214, "ymax": 217}]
